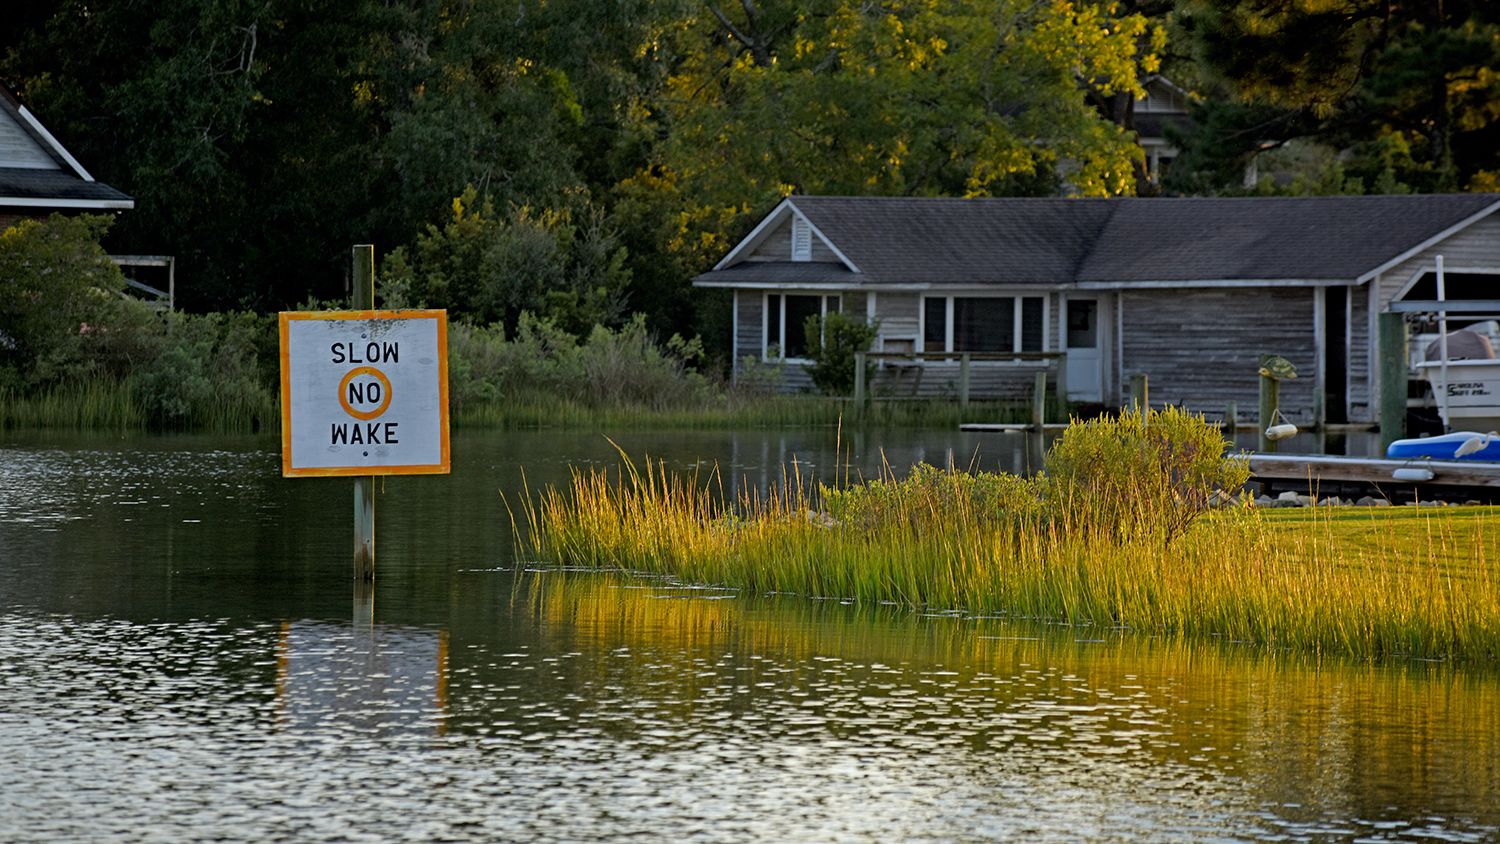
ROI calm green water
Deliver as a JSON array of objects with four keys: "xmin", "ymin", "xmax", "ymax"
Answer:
[{"xmin": 0, "ymin": 428, "xmax": 1493, "ymax": 842}]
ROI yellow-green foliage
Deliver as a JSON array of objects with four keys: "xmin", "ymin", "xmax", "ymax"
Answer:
[
  {"xmin": 526, "ymin": 410, "xmax": 1500, "ymax": 663},
  {"xmin": 1047, "ymin": 407, "xmax": 1252, "ymax": 544}
]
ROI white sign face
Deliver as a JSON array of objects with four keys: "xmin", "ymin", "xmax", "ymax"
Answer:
[{"xmin": 279, "ymin": 310, "xmax": 449, "ymax": 477}]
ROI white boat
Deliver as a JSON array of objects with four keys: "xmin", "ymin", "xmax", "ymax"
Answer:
[
  {"xmin": 1410, "ymin": 254, "xmax": 1500, "ymax": 433},
  {"xmin": 1416, "ymin": 359, "xmax": 1500, "ymax": 433}
]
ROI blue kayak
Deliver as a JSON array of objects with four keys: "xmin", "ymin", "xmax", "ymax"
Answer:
[{"xmin": 1386, "ymin": 432, "xmax": 1500, "ymax": 461}]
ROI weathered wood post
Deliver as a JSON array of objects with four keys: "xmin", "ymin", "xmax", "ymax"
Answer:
[
  {"xmin": 1258, "ymin": 355, "xmax": 1280, "ymax": 453},
  {"xmin": 1054, "ymin": 351, "xmax": 1068, "ymax": 405},
  {"xmin": 1128, "ymin": 373, "xmax": 1149, "ymax": 413},
  {"xmin": 353, "ymin": 244, "xmax": 376, "ymax": 582},
  {"xmin": 853, "ymin": 351, "xmax": 867, "ymax": 419},
  {"xmin": 1225, "ymin": 400, "xmax": 1237, "ymax": 432},
  {"xmin": 1032, "ymin": 371, "xmax": 1047, "ymax": 431},
  {"xmin": 958, "ymin": 353, "xmax": 971, "ymax": 418},
  {"xmin": 1378, "ymin": 312, "xmax": 1409, "ymax": 453}
]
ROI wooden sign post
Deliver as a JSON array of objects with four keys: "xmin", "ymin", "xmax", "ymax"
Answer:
[{"xmin": 278, "ymin": 245, "xmax": 449, "ymax": 582}]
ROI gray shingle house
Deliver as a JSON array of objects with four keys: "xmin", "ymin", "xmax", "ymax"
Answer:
[
  {"xmin": 0, "ymin": 86, "xmax": 134, "ymax": 230},
  {"xmin": 693, "ymin": 194, "xmax": 1500, "ymax": 425}
]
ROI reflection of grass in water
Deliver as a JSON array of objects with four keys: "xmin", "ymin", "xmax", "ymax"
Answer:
[
  {"xmin": 523, "ymin": 449, "xmax": 1500, "ymax": 664},
  {"xmin": 515, "ymin": 567, "xmax": 1500, "ymax": 806}
]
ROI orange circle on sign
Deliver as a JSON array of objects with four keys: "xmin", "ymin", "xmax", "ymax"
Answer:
[{"xmin": 338, "ymin": 366, "xmax": 393, "ymax": 421}]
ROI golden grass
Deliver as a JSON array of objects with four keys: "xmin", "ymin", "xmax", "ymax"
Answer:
[{"xmin": 521, "ymin": 457, "xmax": 1500, "ymax": 664}]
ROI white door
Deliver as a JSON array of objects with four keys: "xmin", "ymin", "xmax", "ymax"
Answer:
[{"xmin": 1064, "ymin": 298, "xmax": 1103, "ymax": 401}]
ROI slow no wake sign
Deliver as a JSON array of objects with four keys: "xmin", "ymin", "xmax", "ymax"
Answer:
[{"xmin": 278, "ymin": 310, "xmax": 450, "ymax": 477}]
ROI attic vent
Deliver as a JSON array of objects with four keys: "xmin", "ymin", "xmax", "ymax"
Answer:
[{"xmin": 791, "ymin": 217, "xmax": 812, "ymax": 262}]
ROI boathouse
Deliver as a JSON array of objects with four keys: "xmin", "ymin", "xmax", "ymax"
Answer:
[{"xmin": 693, "ymin": 194, "xmax": 1500, "ymax": 425}]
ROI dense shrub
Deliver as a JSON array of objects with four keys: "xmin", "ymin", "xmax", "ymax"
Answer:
[
  {"xmin": 447, "ymin": 313, "xmax": 711, "ymax": 414},
  {"xmin": 129, "ymin": 311, "xmax": 278, "ymax": 430},
  {"xmin": 802, "ymin": 312, "xmax": 878, "ymax": 395},
  {"xmin": 0, "ymin": 214, "xmax": 132, "ymax": 390},
  {"xmin": 820, "ymin": 407, "xmax": 1246, "ymax": 545},
  {"xmin": 821, "ymin": 463, "xmax": 1043, "ymax": 531},
  {"xmin": 1045, "ymin": 407, "xmax": 1250, "ymax": 544}
]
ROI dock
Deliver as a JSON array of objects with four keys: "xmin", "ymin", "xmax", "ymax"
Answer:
[{"xmin": 1248, "ymin": 453, "xmax": 1500, "ymax": 495}]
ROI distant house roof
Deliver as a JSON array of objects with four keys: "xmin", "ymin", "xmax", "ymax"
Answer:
[
  {"xmin": 0, "ymin": 87, "xmax": 133, "ymax": 211},
  {"xmin": 694, "ymin": 194, "xmax": 1500, "ymax": 289}
]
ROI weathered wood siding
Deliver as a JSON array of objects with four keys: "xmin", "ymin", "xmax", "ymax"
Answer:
[
  {"xmin": 810, "ymin": 235, "xmax": 840, "ymax": 263},
  {"xmin": 733, "ymin": 290, "xmax": 762, "ymax": 365},
  {"xmin": 874, "ymin": 292, "xmax": 920, "ymax": 348},
  {"xmin": 745, "ymin": 217, "xmax": 842, "ymax": 263},
  {"xmin": 747, "ymin": 220, "xmax": 791, "ymax": 262},
  {"xmin": 868, "ymin": 362, "xmax": 1058, "ymax": 399},
  {"xmin": 0, "ymin": 111, "xmax": 55, "ymax": 168},
  {"xmin": 1376, "ymin": 214, "xmax": 1500, "ymax": 309},
  {"xmin": 843, "ymin": 291, "xmax": 867, "ymax": 322},
  {"xmin": 1120, "ymin": 288, "xmax": 1319, "ymax": 421},
  {"xmin": 1349, "ymin": 283, "xmax": 1371, "ymax": 420}
]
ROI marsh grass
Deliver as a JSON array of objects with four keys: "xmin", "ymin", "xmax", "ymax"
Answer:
[
  {"xmin": 0, "ymin": 376, "xmax": 275, "ymax": 433},
  {"xmin": 0, "ymin": 378, "xmax": 145, "ymax": 429},
  {"xmin": 457, "ymin": 395, "xmax": 1048, "ymax": 430},
  {"xmin": 524, "ymin": 409, "xmax": 1500, "ymax": 663}
]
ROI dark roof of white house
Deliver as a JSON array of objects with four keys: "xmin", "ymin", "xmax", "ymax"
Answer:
[
  {"xmin": 0, "ymin": 86, "xmax": 134, "ymax": 211},
  {"xmin": 695, "ymin": 194, "xmax": 1500, "ymax": 287}
]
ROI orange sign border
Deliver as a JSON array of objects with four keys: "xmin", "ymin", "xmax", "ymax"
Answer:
[{"xmin": 279, "ymin": 309, "xmax": 450, "ymax": 478}]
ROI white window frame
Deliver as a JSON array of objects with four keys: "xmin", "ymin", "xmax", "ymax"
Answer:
[
  {"xmin": 763, "ymin": 292, "xmax": 843, "ymax": 363},
  {"xmin": 917, "ymin": 293, "xmax": 1050, "ymax": 358}
]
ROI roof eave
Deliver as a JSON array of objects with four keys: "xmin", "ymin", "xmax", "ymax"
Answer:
[
  {"xmin": 1078, "ymin": 278, "xmax": 1359, "ymax": 289},
  {"xmin": 0, "ymin": 196, "xmax": 135, "ymax": 210}
]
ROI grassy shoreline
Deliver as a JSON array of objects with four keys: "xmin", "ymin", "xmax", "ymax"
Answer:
[
  {"xmin": 522, "ymin": 412, "xmax": 1500, "ymax": 664},
  {"xmin": 1, "ymin": 378, "xmax": 1051, "ymax": 432}
]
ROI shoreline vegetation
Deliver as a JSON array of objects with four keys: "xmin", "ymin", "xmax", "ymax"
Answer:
[
  {"xmin": 0, "ymin": 374, "xmax": 1053, "ymax": 433},
  {"xmin": 4, "ymin": 217, "xmax": 1074, "ymax": 435},
  {"xmin": 523, "ymin": 409, "xmax": 1500, "ymax": 664}
]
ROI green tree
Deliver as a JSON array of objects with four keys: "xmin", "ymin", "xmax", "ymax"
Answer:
[
  {"xmin": 617, "ymin": 0, "xmax": 1162, "ymax": 330},
  {"xmin": 381, "ymin": 187, "xmax": 630, "ymax": 335},
  {"xmin": 1170, "ymin": 0, "xmax": 1500, "ymax": 193},
  {"xmin": 0, "ymin": 214, "xmax": 140, "ymax": 389}
]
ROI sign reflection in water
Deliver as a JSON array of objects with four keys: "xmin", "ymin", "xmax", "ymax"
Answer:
[{"xmin": 275, "ymin": 622, "xmax": 449, "ymax": 737}]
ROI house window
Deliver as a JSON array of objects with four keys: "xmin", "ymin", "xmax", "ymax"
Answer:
[
  {"xmin": 765, "ymin": 293, "xmax": 840, "ymax": 360},
  {"xmin": 921, "ymin": 295, "xmax": 1046, "ymax": 354}
]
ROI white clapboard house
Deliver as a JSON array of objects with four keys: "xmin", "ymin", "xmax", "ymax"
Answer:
[{"xmin": 693, "ymin": 194, "xmax": 1500, "ymax": 425}]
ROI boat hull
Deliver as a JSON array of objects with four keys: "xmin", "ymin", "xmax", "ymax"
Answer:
[{"xmin": 1415, "ymin": 360, "xmax": 1500, "ymax": 432}]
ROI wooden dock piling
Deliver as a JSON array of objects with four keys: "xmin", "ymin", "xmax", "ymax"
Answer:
[{"xmin": 353, "ymin": 244, "xmax": 376, "ymax": 582}]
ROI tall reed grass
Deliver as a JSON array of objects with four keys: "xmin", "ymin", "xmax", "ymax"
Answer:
[
  {"xmin": 0, "ymin": 377, "xmax": 276, "ymax": 433},
  {"xmin": 457, "ymin": 395, "xmax": 1052, "ymax": 430},
  {"xmin": 522, "ymin": 409, "xmax": 1500, "ymax": 663},
  {"xmin": 0, "ymin": 378, "xmax": 144, "ymax": 429}
]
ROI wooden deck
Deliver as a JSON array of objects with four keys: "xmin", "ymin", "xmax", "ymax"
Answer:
[{"xmin": 1248, "ymin": 454, "xmax": 1500, "ymax": 488}]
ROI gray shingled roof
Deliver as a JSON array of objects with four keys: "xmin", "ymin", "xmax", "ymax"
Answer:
[
  {"xmin": 0, "ymin": 167, "xmax": 134, "ymax": 204},
  {"xmin": 695, "ymin": 194, "xmax": 1500, "ymax": 287}
]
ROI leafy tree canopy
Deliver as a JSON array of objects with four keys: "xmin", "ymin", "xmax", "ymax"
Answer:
[
  {"xmin": 622, "ymin": 0, "xmax": 1163, "ymax": 274},
  {"xmin": 1170, "ymin": 0, "xmax": 1500, "ymax": 193}
]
